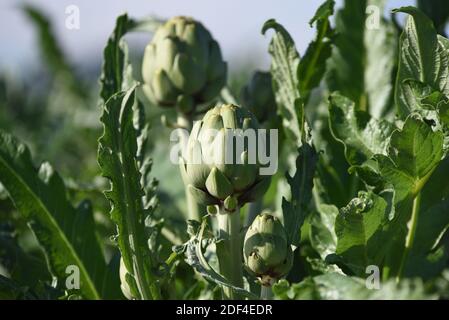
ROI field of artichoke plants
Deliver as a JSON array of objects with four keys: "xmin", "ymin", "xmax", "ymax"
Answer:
[{"xmin": 2, "ymin": 0, "xmax": 449, "ymax": 301}]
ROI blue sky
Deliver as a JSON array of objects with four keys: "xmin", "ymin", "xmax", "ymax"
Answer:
[{"xmin": 0, "ymin": 0, "xmax": 414, "ymax": 74}]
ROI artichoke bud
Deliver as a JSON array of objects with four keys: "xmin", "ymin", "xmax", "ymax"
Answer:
[
  {"xmin": 183, "ymin": 104, "xmax": 272, "ymax": 210},
  {"xmin": 243, "ymin": 213, "xmax": 293, "ymax": 285},
  {"xmin": 207, "ymin": 204, "xmax": 218, "ymax": 215},
  {"xmin": 241, "ymin": 71, "xmax": 276, "ymax": 124},
  {"xmin": 142, "ymin": 16, "xmax": 227, "ymax": 113}
]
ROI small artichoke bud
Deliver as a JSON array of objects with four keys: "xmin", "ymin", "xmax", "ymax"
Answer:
[
  {"xmin": 207, "ymin": 204, "xmax": 218, "ymax": 215},
  {"xmin": 243, "ymin": 213, "xmax": 293, "ymax": 286},
  {"xmin": 142, "ymin": 16, "xmax": 227, "ymax": 113},
  {"xmin": 179, "ymin": 104, "xmax": 272, "ymax": 210},
  {"xmin": 240, "ymin": 71, "xmax": 276, "ymax": 124}
]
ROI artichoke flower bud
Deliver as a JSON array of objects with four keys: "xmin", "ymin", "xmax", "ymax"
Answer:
[
  {"xmin": 243, "ymin": 213, "xmax": 293, "ymax": 286},
  {"xmin": 142, "ymin": 16, "xmax": 227, "ymax": 113},
  {"xmin": 180, "ymin": 104, "xmax": 272, "ymax": 211},
  {"xmin": 241, "ymin": 71, "xmax": 276, "ymax": 124}
]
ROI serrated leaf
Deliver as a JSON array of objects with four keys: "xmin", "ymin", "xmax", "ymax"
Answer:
[
  {"xmin": 99, "ymin": 14, "xmax": 136, "ymax": 104},
  {"xmin": 329, "ymin": 93, "xmax": 395, "ymax": 165},
  {"xmin": 98, "ymin": 88, "xmax": 160, "ymax": 300},
  {"xmin": 375, "ymin": 115, "xmax": 444, "ymax": 204},
  {"xmin": 282, "ymin": 144, "xmax": 318, "ymax": 247},
  {"xmin": 262, "ymin": 19, "xmax": 303, "ymax": 144},
  {"xmin": 394, "ymin": 6, "xmax": 449, "ymax": 119},
  {"xmin": 365, "ymin": 116, "xmax": 446, "ymax": 279},
  {"xmin": 0, "ymin": 131, "xmax": 108, "ymax": 299}
]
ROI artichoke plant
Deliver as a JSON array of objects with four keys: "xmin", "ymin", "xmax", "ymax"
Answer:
[
  {"xmin": 179, "ymin": 103, "xmax": 272, "ymax": 211},
  {"xmin": 141, "ymin": 16, "xmax": 227, "ymax": 115},
  {"xmin": 241, "ymin": 71, "xmax": 276, "ymax": 124},
  {"xmin": 243, "ymin": 213, "xmax": 293, "ymax": 287},
  {"xmin": 119, "ymin": 257, "xmax": 134, "ymax": 300}
]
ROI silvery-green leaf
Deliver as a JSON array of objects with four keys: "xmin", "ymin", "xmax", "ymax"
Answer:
[{"xmin": 0, "ymin": 131, "xmax": 112, "ymax": 299}]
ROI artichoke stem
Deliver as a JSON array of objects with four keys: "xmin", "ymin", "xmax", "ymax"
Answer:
[
  {"xmin": 177, "ymin": 113, "xmax": 200, "ymax": 221},
  {"xmin": 186, "ymin": 188, "xmax": 200, "ymax": 221},
  {"xmin": 260, "ymin": 285, "xmax": 273, "ymax": 300},
  {"xmin": 217, "ymin": 206, "xmax": 243, "ymax": 299},
  {"xmin": 245, "ymin": 200, "xmax": 263, "ymax": 227}
]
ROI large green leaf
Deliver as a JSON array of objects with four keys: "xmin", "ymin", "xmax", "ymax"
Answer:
[
  {"xmin": 99, "ymin": 14, "xmax": 136, "ymax": 104},
  {"xmin": 327, "ymin": 0, "xmax": 397, "ymax": 118},
  {"xmin": 417, "ymin": 0, "xmax": 449, "ymax": 36},
  {"xmin": 98, "ymin": 88, "xmax": 161, "ymax": 300},
  {"xmin": 262, "ymin": 19, "xmax": 303, "ymax": 144},
  {"xmin": 273, "ymin": 272, "xmax": 433, "ymax": 300},
  {"xmin": 97, "ymin": 12, "xmax": 165, "ymax": 300},
  {"xmin": 334, "ymin": 191, "xmax": 392, "ymax": 276},
  {"xmin": 282, "ymin": 144, "xmax": 318, "ymax": 247},
  {"xmin": 376, "ymin": 116, "xmax": 444, "ymax": 204},
  {"xmin": 99, "ymin": 14, "xmax": 164, "ymax": 105},
  {"xmin": 394, "ymin": 7, "xmax": 449, "ymax": 119},
  {"xmin": 0, "ymin": 131, "xmax": 110, "ymax": 299},
  {"xmin": 328, "ymin": 93, "xmax": 395, "ymax": 165},
  {"xmin": 309, "ymin": 204, "xmax": 338, "ymax": 260},
  {"xmin": 312, "ymin": 96, "xmax": 355, "ymax": 208},
  {"xmin": 373, "ymin": 116, "xmax": 444, "ymax": 279},
  {"xmin": 263, "ymin": 1, "xmax": 336, "ymax": 144}
]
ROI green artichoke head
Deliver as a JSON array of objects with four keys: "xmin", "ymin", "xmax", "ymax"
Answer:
[
  {"xmin": 241, "ymin": 71, "xmax": 276, "ymax": 123},
  {"xmin": 142, "ymin": 16, "xmax": 227, "ymax": 114},
  {"xmin": 180, "ymin": 104, "xmax": 272, "ymax": 211},
  {"xmin": 243, "ymin": 213, "xmax": 293, "ymax": 286}
]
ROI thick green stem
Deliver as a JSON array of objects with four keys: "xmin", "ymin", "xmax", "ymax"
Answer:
[
  {"xmin": 185, "ymin": 188, "xmax": 200, "ymax": 221},
  {"xmin": 260, "ymin": 285, "xmax": 273, "ymax": 300},
  {"xmin": 217, "ymin": 206, "xmax": 243, "ymax": 299},
  {"xmin": 396, "ymin": 192, "xmax": 421, "ymax": 282},
  {"xmin": 177, "ymin": 113, "xmax": 200, "ymax": 221},
  {"xmin": 245, "ymin": 200, "xmax": 263, "ymax": 226}
]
